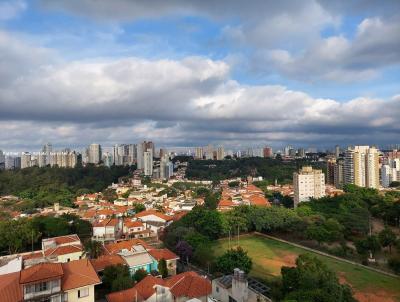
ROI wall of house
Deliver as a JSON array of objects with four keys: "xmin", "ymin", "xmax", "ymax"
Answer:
[
  {"xmin": 57, "ymin": 251, "xmax": 84, "ymax": 263},
  {"xmin": 65, "ymin": 285, "xmax": 95, "ymax": 302}
]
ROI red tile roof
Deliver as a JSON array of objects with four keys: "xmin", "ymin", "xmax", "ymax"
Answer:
[
  {"xmin": 22, "ymin": 251, "xmax": 43, "ymax": 260},
  {"xmin": 44, "ymin": 234, "xmax": 80, "ymax": 245},
  {"xmin": 93, "ymin": 218, "xmax": 119, "ymax": 227},
  {"xmin": 0, "ymin": 272, "xmax": 22, "ymax": 302},
  {"xmin": 248, "ymin": 195, "xmax": 271, "ymax": 206},
  {"xmin": 104, "ymin": 239, "xmax": 151, "ymax": 255},
  {"xmin": 124, "ymin": 220, "xmax": 144, "ymax": 228},
  {"xmin": 135, "ymin": 210, "xmax": 173, "ymax": 221},
  {"xmin": 134, "ymin": 275, "xmax": 163, "ymax": 299},
  {"xmin": 91, "ymin": 255, "xmax": 126, "ymax": 272},
  {"xmin": 61, "ymin": 259, "xmax": 101, "ymax": 290},
  {"xmin": 106, "ymin": 287, "xmax": 144, "ymax": 302},
  {"xmin": 133, "ymin": 272, "xmax": 211, "ymax": 300},
  {"xmin": 167, "ymin": 271, "xmax": 211, "ymax": 298},
  {"xmin": 20, "ymin": 262, "xmax": 64, "ymax": 284},
  {"xmin": 44, "ymin": 245, "xmax": 83, "ymax": 257},
  {"xmin": 148, "ymin": 249, "xmax": 179, "ymax": 261}
]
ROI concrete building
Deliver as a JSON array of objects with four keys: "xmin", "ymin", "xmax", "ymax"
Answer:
[
  {"xmin": 21, "ymin": 152, "xmax": 31, "ymax": 169},
  {"xmin": 344, "ymin": 146, "xmax": 379, "ymax": 189},
  {"xmin": 212, "ymin": 268, "xmax": 271, "ymax": 302},
  {"xmin": 144, "ymin": 149, "xmax": 153, "ymax": 176},
  {"xmin": 334, "ymin": 159, "xmax": 344, "ymax": 189},
  {"xmin": 263, "ymin": 147, "xmax": 273, "ymax": 158},
  {"xmin": 195, "ymin": 147, "xmax": 204, "ymax": 160},
  {"xmin": 205, "ymin": 144, "xmax": 214, "ymax": 160},
  {"xmin": 216, "ymin": 146, "xmax": 225, "ymax": 160},
  {"xmin": 381, "ymin": 158, "xmax": 400, "ymax": 187},
  {"xmin": 88, "ymin": 144, "xmax": 102, "ymax": 165},
  {"xmin": 293, "ymin": 166, "xmax": 325, "ymax": 206},
  {"xmin": 326, "ymin": 157, "xmax": 336, "ymax": 185}
]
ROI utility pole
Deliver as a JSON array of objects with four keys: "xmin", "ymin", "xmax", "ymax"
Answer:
[{"xmin": 237, "ymin": 225, "xmax": 239, "ymax": 247}]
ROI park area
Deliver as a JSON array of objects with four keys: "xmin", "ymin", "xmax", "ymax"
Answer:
[{"xmin": 211, "ymin": 234, "xmax": 400, "ymax": 302}]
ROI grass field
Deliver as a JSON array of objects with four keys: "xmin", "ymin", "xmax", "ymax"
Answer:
[{"xmin": 211, "ymin": 234, "xmax": 400, "ymax": 302}]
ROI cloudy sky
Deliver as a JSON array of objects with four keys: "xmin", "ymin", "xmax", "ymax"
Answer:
[{"xmin": 0, "ymin": 0, "xmax": 399, "ymax": 151}]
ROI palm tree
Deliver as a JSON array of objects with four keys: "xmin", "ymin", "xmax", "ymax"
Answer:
[{"xmin": 84, "ymin": 239, "xmax": 104, "ymax": 259}]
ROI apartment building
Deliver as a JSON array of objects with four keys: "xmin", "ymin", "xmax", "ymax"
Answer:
[{"xmin": 293, "ymin": 166, "xmax": 325, "ymax": 206}]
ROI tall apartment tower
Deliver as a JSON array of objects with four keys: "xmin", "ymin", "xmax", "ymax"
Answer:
[
  {"xmin": 195, "ymin": 147, "xmax": 204, "ymax": 160},
  {"xmin": 335, "ymin": 145, "xmax": 340, "ymax": 159},
  {"xmin": 263, "ymin": 147, "xmax": 273, "ymax": 158},
  {"xmin": 88, "ymin": 144, "xmax": 102, "ymax": 165},
  {"xmin": 21, "ymin": 152, "xmax": 31, "ymax": 169},
  {"xmin": 326, "ymin": 157, "xmax": 336, "ymax": 185},
  {"xmin": 293, "ymin": 166, "xmax": 325, "ymax": 206},
  {"xmin": 143, "ymin": 149, "xmax": 153, "ymax": 176},
  {"xmin": 216, "ymin": 146, "xmax": 225, "ymax": 160},
  {"xmin": 205, "ymin": 144, "xmax": 214, "ymax": 160},
  {"xmin": 334, "ymin": 159, "xmax": 344, "ymax": 189},
  {"xmin": 344, "ymin": 146, "xmax": 379, "ymax": 189}
]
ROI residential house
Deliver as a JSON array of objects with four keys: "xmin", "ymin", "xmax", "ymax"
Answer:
[
  {"xmin": 123, "ymin": 219, "xmax": 151, "ymax": 238},
  {"xmin": 0, "ymin": 259, "xmax": 101, "ymax": 302},
  {"xmin": 212, "ymin": 268, "xmax": 271, "ymax": 302},
  {"xmin": 106, "ymin": 271, "xmax": 211, "ymax": 302},
  {"xmin": 92, "ymin": 218, "xmax": 121, "ymax": 242}
]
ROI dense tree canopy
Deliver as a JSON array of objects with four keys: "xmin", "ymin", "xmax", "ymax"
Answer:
[
  {"xmin": 0, "ymin": 165, "xmax": 131, "ymax": 208},
  {"xmin": 281, "ymin": 254, "xmax": 356, "ymax": 302}
]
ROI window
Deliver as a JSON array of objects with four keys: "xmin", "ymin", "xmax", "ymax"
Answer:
[
  {"xmin": 216, "ymin": 286, "xmax": 219, "ymax": 293},
  {"xmin": 78, "ymin": 287, "xmax": 89, "ymax": 298},
  {"xmin": 35, "ymin": 282, "xmax": 48, "ymax": 292}
]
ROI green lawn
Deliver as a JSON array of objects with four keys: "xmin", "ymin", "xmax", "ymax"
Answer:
[{"xmin": 211, "ymin": 234, "xmax": 400, "ymax": 300}]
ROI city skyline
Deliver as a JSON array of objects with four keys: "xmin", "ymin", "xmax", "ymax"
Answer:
[{"xmin": 1, "ymin": 1, "xmax": 400, "ymax": 149}]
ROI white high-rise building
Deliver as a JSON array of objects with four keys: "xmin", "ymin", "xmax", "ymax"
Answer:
[
  {"xmin": 143, "ymin": 149, "xmax": 153, "ymax": 176},
  {"xmin": 205, "ymin": 144, "xmax": 214, "ymax": 160},
  {"xmin": 381, "ymin": 158, "xmax": 400, "ymax": 187},
  {"xmin": 195, "ymin": 147, "xmax": 204, "ymax": 160},
  {"xmin": 216, "ymin": 146, "xmax": 225, "ymax": 160},
  {"xmin": 344, "ymin": 146, "xmax": 379, "ymax": 189},
  {"xmin": 88, "ymin": 144, "xmax": 102, "ymax": 165},
  {"xmin": 21, "ymin": 152, "xmax": 31, "ymax": 169},
  {"xmin": 293, "ymin": 166, "xmax": 325, "ymax": 206}
]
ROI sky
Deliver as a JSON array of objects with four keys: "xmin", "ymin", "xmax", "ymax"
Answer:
[{"xmin": 0, "ymin": 0, "xmax": 399, "ymax": 151}]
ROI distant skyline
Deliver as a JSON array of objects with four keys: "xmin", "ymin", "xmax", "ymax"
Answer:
[{"xmin": 0, "ymin": 0, "xmax": 399, "ymax": 149}]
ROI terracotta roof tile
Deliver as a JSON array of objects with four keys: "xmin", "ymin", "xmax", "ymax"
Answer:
[
  {"xmin": 61, "ymin": 259, "xmax": 101, "ymax": 290},
  {"xmin": 104, "ymin": 239, "xmax": 151, "ymax": 255},
  {"xmin": 20, "ymin": 262, "xmax": 63, "ymax": 284},
  {"xmin": 135, "ymin": 210, "xmax": 173, "ymax": 221},
  {"xmin": 124, "ymin": 220, "xmax": 144, "ymax": 228},
  {"xmin": 134, "ymin": 275, "xmax": 163, "ymax": 299},
  {"xmin": 44, "ymin": 245, "xmax": 83, "ymax": 257},
  {"xmin": 148, "ymin": 249, "xmax": 179, "ymax": 261},
  {"xmin": 0, "ymin": 272, "xmax": 22, "ymax": 302},
  {"xmin": 91, "ymin": 255, "xmax": 126, "ymax": 272},
  {"xmin": 106, "ymin": 287, "xmax": 144, "ymax": 302}
]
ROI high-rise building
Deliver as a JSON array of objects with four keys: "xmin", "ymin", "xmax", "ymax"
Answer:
[
  {"xmin": 195, "ymin": 147, "xmax": 204, "ymax": 160},
  {"xmin": 205, "ymin": 145, "xmax": 214, "ymax": 160},
  {"xmin": 293, "ymin": 166, "xmax": 325, "ymax": 206},
  {"xmin": 216, "ymin": 146, "xmax": 225, "ymax": 160},
  {"xmin": 284, "ymin": 145, "xmax": 293, "ymax": 157},
  {"xmin": 103, "ymin": 152, "xmax": 113, "ymax": 167},
  {"xmin": 21, "ymin": 152, "xmax": 31, "ymax": 169},
  {"xmin": 335, "ymin": 145, "xmax": 340, "ymax": 159},
  {"xmin": 263, "ymin": 147, "xmax": 273, "ymax": 158},
  {"xmin": 344, "ymin": 146, "xmax": 379, "ymax": 189},
  {"xmin": 326, "ymin": 157, "xmax": 336, "ymax": 185},
  {"xmin": 143, "ymin": 149, "xmax": 153, "ymax": 176},
  {"xmin": 334, "ymin": 159, "xmax": 344, "ymax": 189},
  {"xmin": 88, "ymin": 144, "xmax": 102, "ymax": 165},
  {"xmin": 381, "ymin": 158, "xmax": 400, "ymax": 187},
  {"xmin": 297, "ymin": 148, "xmax": 306, "ymax": 158},
  {"xmin": 128, "ymin": 144, "xmax": 137, "ymax": 165},
  {"xmin": 0, "ymin": 150, "xmax": 5, "ymax": 170}
]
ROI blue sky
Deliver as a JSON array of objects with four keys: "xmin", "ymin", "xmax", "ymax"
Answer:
[{"xmin": 0, "ymin": 0, "xmax": 399, "ymax": 150}]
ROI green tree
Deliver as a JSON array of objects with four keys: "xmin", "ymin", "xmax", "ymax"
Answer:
[
  {"xmin": 134, "ymin": 203, "xmax": 146, "ymax": 213},
  {"xmin": 355, "ymin": 235, "xmax": 381, "ymax": 257},
  {"xmin": 216, "ymin": 247, "xmax": 252, "ymax": 274},
  {"xmin": 158, "ymin": 258, "xmax": 168, "ymax": 278},
  {"xmin": 281, "ymin": 254, "xmax": 356, "ymax": 302},
  {"xmin": 84, "ymin": 240, "xmax": 103, "ymax": 259},
  {"xmin": 379, "ymin": 227, "xmax": 397, "ymax": 253},
  {"xmin": 103, "ymin": 264, "xmax": 132, "ymax": 293},
  {"xmin": 133, "ymin": 268, "xmax": 148, "ymax": 282}
]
